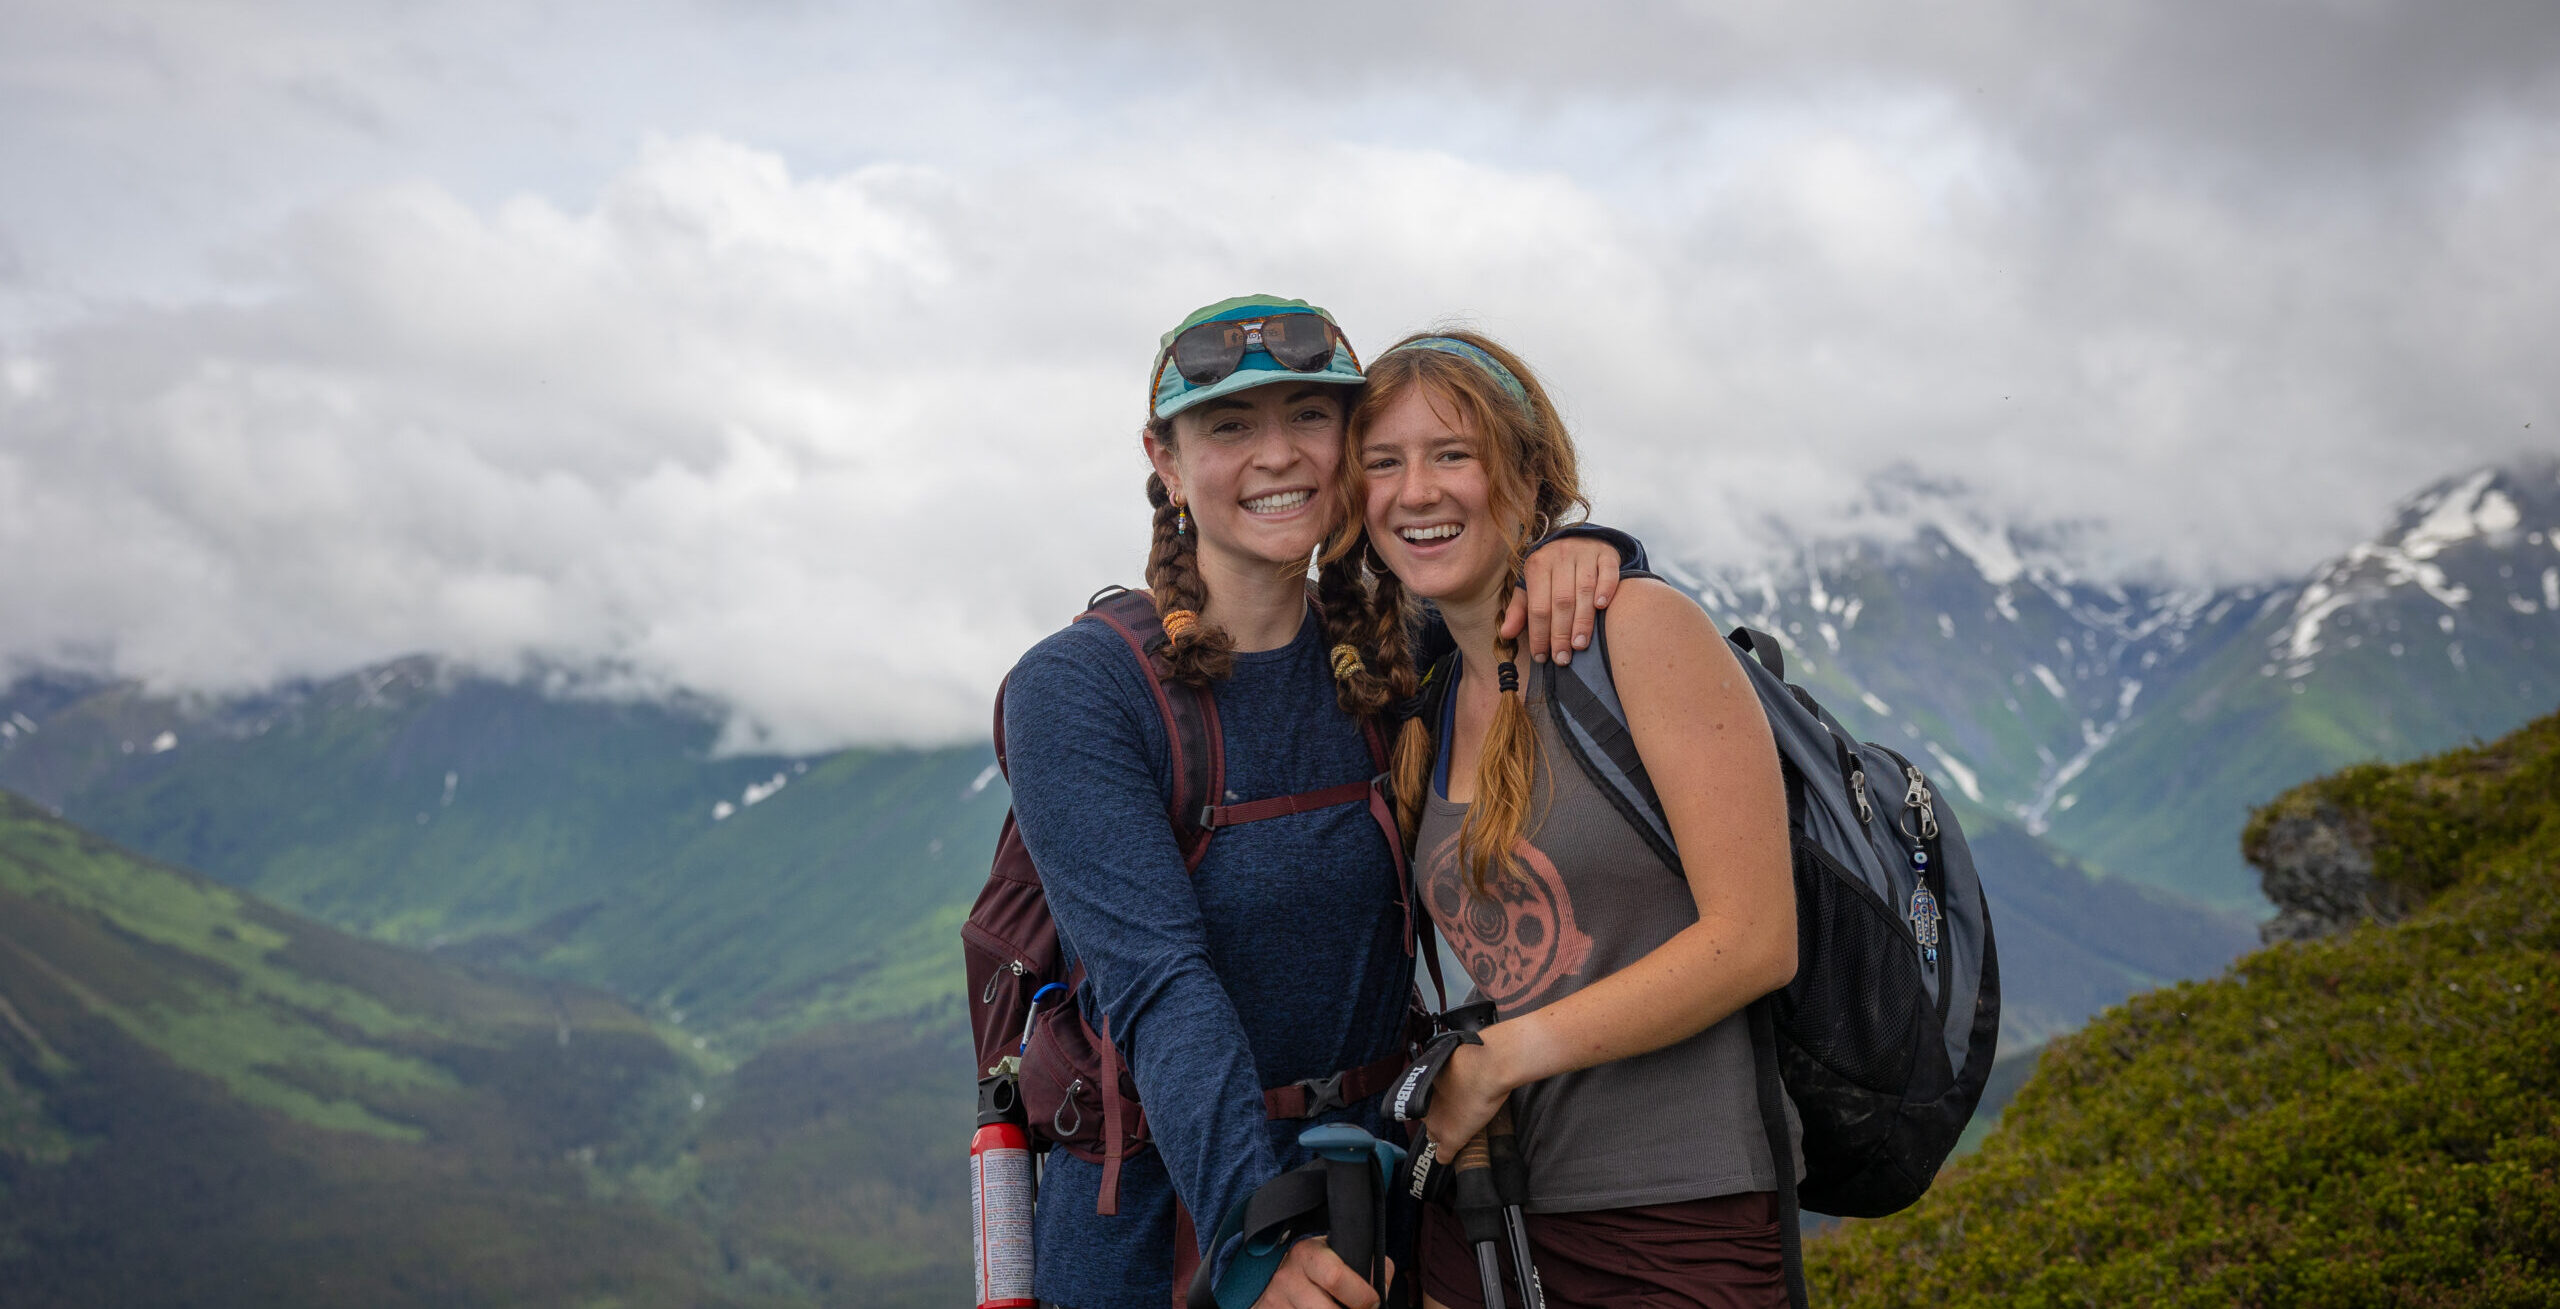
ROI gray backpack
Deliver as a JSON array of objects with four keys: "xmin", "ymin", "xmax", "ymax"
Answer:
[{"xmin": 1426, "ymin": 574, "xmax": 2000, "ymax": 1303}]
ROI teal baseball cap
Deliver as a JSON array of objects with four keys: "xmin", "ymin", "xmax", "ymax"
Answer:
[{"xmin": 1150, "ymin": 294, "xmax": 1365, "ymax": 420}]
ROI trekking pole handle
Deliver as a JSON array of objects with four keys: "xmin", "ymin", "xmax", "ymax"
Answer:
[
  {"xmin": 1449, "ymin": 1132, "xmax": 1504, "ymax": 1247},
  {"xmin": 1486, "ymin": 1103, "xmax": 1527, "ymax": 1206}
]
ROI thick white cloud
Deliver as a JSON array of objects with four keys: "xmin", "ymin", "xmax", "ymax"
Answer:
[{"xmin": 2, "ymin": 1, "xmax": 2554, "ymax": 746}]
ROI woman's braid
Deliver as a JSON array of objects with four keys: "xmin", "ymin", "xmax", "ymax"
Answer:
[{"xmin": 1144, "ymin": 468, "xmax": 1234, "ymax": 687}]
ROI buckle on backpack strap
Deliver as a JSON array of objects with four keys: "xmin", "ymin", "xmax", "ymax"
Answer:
[{"xmin": 1291, "ymin": 1071, "xmax": 1349, "ymax": 1118}]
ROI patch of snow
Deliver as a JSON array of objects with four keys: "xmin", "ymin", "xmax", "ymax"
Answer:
[
  {"xmin": 1859, "ymin": 690, "xmax": 1894, "ymax": 717},
  {"xmin": 2019, "ymin": 678, "xmax": 2145, "ymax": 834},
  {"xmin": 10, "ymin": 712, "xmax": 37, "ymax": 734},
  {"xmin": 2439, "ymin": 614, "xmax": 2456, "ymax": 633},
  {"xmin": 2475, "ymin": 489, "xmax": 2522, "ymax": 535},
  {"xmin": 2514, "ymin": 595, "xmax": 2542, "ymax": 614},
  {"xmin": 2400, "ymin": 470, "xmax": 2504, "ymax": 558},
  {"xmin": 442, "ymin": 771, "xmax": 458, "ymax": 806},
  {"xmin": 742, "ymin": 772, "xmax": 788, "ymax": 807},
  {"xmin": 2283, "ymin": 582, "xmax": 2356, "ymax": 659},
  {"xmin": 712, "ymin": 800, "xmax": 736, "ymax": 821},
  {"xmin": 1936, "ymin": 613, "xmax": 1955, "ymax": 639},
  {"xmin": 2030, "ymin": 664, "xmax": 2068, "ymax": 700},
  {"xmin": 2448, "ymin": 642, "xmax": 2466, "ymax": 671},
  {"xmin": 150, "ymin": 730, "xmax": 177, "ymax": 754},
  {"xmin": 1817, "ymin": 621, "xmax": 1840, "ymax": 654},
  {"xmin": 2057, "ymin": 793, "xmax": 2079, "ymax": 811},
  {"xmin": 1839, "ymin": 597, "xmax": 1862, "ymax": 629},
  {"xmin": 1993, "ymin": 590, "xmax": 2019, "ymax": 622},
  {"xmin": 1923, "ymin": 743, "xmax": 1982, "ymax": 803},
  {"xmin": 968, "ymin": 762, "xmax": 1002, "ymax": 796},
  {"xmin": 1931, "ymin": 517, "xmax": 2024, "ymax": 586},
  {"xmin": 2544, "ymin": 567, "xmax": 2559, "ymax": 609}
]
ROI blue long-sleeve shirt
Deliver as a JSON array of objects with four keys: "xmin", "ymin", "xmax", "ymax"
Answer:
[{"xmin": 1002, "ymin": 606, "xmax": 1414, "ymax": 1309}]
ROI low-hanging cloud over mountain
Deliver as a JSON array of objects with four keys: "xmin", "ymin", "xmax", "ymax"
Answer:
[{"xmin": 1, "ymin": 0, "xmax": 2553, "ymax": 748}]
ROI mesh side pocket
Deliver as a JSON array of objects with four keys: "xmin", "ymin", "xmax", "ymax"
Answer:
[{"xmin": 1780, "ymin": 838, "xmax": 1927, "ymax": 1095}]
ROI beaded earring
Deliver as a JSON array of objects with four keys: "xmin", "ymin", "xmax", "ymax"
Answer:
[{"xmin": 1176, "ymin": 504, "xmax": 1189, "ymax": 536}]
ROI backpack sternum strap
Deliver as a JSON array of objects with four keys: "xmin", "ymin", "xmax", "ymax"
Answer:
[{"xmin": 1200, "ymin": 780, "xmax": 1374, "ymax": 829}]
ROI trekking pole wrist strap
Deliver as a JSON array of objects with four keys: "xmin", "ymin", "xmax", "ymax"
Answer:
[{"xmin": 1388, "ymin": 1028, "xmax": 1480, "ymax": 1124}]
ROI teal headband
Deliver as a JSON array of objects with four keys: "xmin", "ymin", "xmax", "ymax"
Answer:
[{"xmin": 1378, "ymin": 336, "xmax": 1530, "ymax": 411}]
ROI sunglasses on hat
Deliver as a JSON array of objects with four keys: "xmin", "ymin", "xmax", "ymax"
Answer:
[{"xmin": 1153, "ymin": 312, "xmax": 1359, "ymax": 396}]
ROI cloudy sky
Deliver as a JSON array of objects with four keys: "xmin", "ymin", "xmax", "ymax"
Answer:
[{"xmin": 3, "ymin": 0, "xmax": 2554, "ymax": 748}]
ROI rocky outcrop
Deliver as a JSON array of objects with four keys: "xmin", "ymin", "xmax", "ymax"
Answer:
[{"xmin": 2245, "ymin": 803, "xmax": 2409, "ymax": 943}]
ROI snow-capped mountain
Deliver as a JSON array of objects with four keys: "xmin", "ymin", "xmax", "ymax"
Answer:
[{"xmin": 1656, "ymin": 458, "xmax": 2559, "ymax": 910}]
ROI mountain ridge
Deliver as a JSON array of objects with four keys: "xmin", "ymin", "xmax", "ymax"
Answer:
[{"xmin": 1654, "ymin": 455, "xmax": 2559, "ymax": 908}]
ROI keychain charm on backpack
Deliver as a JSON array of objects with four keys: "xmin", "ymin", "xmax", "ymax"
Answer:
[{"xmin": 1906, "ymin": 843, "xmax": 1940, "ymax": 965}]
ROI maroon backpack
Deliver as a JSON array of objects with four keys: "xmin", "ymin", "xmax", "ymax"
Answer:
[{"xmin": 963, "ymin": 586, "xmax": 1422, "ymax": 1220}]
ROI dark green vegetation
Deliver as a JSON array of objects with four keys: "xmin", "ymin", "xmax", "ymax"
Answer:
[
  {"xmin": 4, "ymin": 460, "xmax": 2545, "ymax": 1302},
  {"xmin": 0, "ymin": 661, "xmax": 1005, "ymax": 1046},
  {"xmin": 0, "ymin": 791, "xmax": 727, "ymax": 1305},
  {"xmin": 1807, "ymin": 710, "xmax": 2560, "ymax": 1306},
  {"xmin": 0, "ymin": 792, "xmax": 971, "ymax": 1307}
]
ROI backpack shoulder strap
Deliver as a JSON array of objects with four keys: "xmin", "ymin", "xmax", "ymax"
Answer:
[
  {"xmin": 1079, "ymin": 586, "xmax": 1224, "ymax": 871},
  {"xmin": 1543, "ymin": 604, "xmax": 1680, "ymax": 869}
]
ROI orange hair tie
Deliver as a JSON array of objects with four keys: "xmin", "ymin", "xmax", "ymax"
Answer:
[
  {"xmin": 1162, "ymin": 609, "xmax": 1201, "ymax": 643},
  {"xmin": 1329, "ymin": 643, "xmax": 1367, "ymax": 681}
]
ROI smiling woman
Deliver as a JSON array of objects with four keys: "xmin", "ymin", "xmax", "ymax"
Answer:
[
  {"xmin": 1341, "ymin": 331, "xmax": 1798, "ymax": 1309},
  {"xmin": 989, "ymin": 297, "xmax": 1642, "ymax": 1309}
]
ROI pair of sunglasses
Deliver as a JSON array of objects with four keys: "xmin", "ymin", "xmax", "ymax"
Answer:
[{"xmin": 1155, "ymin": 312, "xmax": 1358, "ymax": 395}]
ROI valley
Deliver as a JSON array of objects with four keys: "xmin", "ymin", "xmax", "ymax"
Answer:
[{"xmin": 2, "ymin": 457, "xmax": 2553, "ymax": 1302}]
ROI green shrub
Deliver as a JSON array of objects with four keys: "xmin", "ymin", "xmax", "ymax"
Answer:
[{"xmin": 1811, "ymin": 710, "xmax": 2560, "ymax": 1307}]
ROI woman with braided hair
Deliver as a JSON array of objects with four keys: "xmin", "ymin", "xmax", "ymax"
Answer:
[
  {"xmin": 999, "ymin": 297, "xmax": 1641, "ymax": 1309},
  {"xmin": 1341, "ymin": 330, "xmax": 1798, "ymax": 1308}
]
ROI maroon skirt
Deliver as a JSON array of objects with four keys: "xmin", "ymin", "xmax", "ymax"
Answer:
[{"xmin": 1417, "ymin": 1190, "xmax": 1787, "ymax": 1309}]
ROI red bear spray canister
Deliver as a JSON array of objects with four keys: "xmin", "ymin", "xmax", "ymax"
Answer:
[{"xmin": 972, "ymin": 1072, "xmax": 1037, "ymax": 1309}]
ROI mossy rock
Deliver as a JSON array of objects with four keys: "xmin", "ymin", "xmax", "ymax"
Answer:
[{"xmin": 1808, "ymin": 709, "xmax": 2560, "ymax": 1306}]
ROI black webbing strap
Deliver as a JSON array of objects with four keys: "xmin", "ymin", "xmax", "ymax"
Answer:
[
  {"xmin": 1183, "ymin": 1166, "xmax": 1332, "ymax": 1309},
  {"xmin": 1730, "ymin": 625, "xmax": 1786, "ymax": 679},
  {"xmin": 1749, "ymin": 998, "xmax": 1810, "ymax": 1309}
]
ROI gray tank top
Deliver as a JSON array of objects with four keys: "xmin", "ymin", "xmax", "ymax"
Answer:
[{"xmin": 1417, "ymin": 662, "xmax": 1802, "ymax": 1213}]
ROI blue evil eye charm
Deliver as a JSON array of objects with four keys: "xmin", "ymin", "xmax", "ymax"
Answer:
[{"xmin": 1909, "ymin": 886, "xmax": 1941, "ymax": 965}]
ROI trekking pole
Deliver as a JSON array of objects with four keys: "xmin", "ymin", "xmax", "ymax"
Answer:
[
  {"xmin": 1448, "ymin": 1131, "xmax": 1509, "ymax": 1308},
  {"xmin": 1301, "ymin": 1124, "xmax": 1388, "ymax": 1296},
  {"xmin": 1484, "ymin": 1105, "xmax": 1544, "ymax": 1309}
]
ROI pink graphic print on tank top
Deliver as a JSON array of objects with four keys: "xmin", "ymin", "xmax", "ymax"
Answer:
[{"xmin": 1420, "ymin": 827, "xmax": 1594, "ymax": 1012}]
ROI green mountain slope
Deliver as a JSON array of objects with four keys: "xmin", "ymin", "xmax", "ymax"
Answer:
[
  {"xmin": 1805, "ymin": 710, "xmax": 2560, "ymax": 1306},
  {"xmin": 0, "ymin": 790, "xmax": 744, "ymax": 1306},
  {"xmin": 0, "ymin": 662, "xmax": 1006, "ymax": 1045},
  {"xmin": 0, "ymin": 790, "xmax": 978, "ymax": 1306}
]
